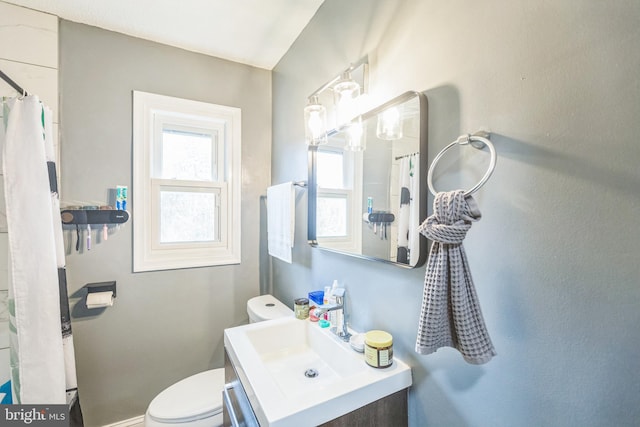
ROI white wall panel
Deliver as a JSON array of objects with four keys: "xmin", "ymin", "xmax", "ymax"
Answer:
[{"xmin": 0, "ymin": 1, "xmax": 58, "ymax": 68}]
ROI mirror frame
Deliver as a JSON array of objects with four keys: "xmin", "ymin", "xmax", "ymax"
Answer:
[{"xmin": 308, "ymin": 90, "xmax": 428, "ymax": 268}]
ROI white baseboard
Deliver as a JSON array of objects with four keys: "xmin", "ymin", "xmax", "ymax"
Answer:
[{"xmin": 102, "ymin": 415, "xmax": 145, "ymax": 427}]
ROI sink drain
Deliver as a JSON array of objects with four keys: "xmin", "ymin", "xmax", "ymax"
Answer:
[{"xmin": 304, "ymin": 368, "xmax": 319, "ymax": 378}]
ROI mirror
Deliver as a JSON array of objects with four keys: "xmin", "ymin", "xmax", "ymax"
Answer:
[{"xmin": 308, "ymin": 91, "xmax": 428, "ymax": 268}]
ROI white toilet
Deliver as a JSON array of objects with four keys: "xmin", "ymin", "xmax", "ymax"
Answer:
[{"xmin": 144, "ymin": 294, "xmax": 292, "ymax": 427}]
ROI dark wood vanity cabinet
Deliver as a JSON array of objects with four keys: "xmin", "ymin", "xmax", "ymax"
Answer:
[{"xmin": 318, "ymin": 389, "xmax": 407, "ymax": 426}]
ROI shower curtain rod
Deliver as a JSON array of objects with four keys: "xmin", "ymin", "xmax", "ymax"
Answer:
[
  {"xmin": 0, "ymin": 69, "xmax": 28, "ymax": 96},
  {"xmin": 395, "ymin": 152, "xmax": 419, "ymax": 160}
]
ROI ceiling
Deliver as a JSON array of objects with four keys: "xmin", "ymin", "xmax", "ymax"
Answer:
[{"xmin": 5, "ymin": 0, "xmax": 325, "ymax": 70}]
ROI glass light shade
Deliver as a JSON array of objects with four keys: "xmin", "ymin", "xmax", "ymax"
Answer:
[
  {"xmin": 376, "ymin": 106, "xmax": 403, "ymax": 140},
  {"xmin": 344, "ymin": 118, "xmax": 365, "ymax": 151},
  {"xmin": 333, "ymin": 73, "xmax": 361, "ymax": 126},
  {"xmin": 304, "ymin": 96, "xmax": 328, "ymax": 145}
]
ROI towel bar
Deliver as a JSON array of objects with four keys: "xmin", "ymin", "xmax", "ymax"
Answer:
[{"xmin": 260, "ymin": 181, "xmax": 307, "ymax": 199}]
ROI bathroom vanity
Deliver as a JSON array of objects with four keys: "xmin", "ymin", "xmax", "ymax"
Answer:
[{"xmin": 223, "ymin": 317, "xmax": 412, "ymax": 426}]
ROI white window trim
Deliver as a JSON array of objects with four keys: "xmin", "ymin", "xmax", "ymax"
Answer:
[
  {"xmin": 133, "ymin": 91, "xmax": 241, "ymax": 271},
  {"xmin": 153, "ymin": 117, "xmax": 225, "ymax": 182},
  {"xmin": 316, "ymin": 147, "xmax": 362, "ymax": 254},
  {"xmin": 150, "ymin": 179, "xmax": 226, "ymax": 249}
]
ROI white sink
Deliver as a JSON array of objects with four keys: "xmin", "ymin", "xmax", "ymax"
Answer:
[{"xmin": 224, "ymin": 316, "xmax": 412, "ymax": 427}]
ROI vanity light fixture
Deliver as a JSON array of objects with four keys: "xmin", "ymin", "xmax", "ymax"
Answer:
[
  {"xmin": 304, "ymin": 56, "xmax": 368, "ymax": 149},
  {"xmin": 304, "ymin": 95, "xmax": 328, "ymax": 146}
]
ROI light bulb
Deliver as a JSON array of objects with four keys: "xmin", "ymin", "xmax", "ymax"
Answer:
[
  {"xmin": 333, "ymin": 72, "xmax": 361, "ymax": 126},
  {"xmin": 304, "ymin": 97, "xmax": 327, "ymax": 145},
  {"xmin": 344, "ymin": 119, "xmax": 365, "ymax": 151},
  {"xmin": 376, "ymin": 106, "xmax": 403, "ymax": 140}
]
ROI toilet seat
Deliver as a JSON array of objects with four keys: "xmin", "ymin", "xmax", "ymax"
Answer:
[{"xmin": 147, "ymin": 369, "xmax": 224, "ymax": 423}]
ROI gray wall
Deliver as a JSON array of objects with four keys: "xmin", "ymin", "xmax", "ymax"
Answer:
[
  {"xmin": 272, "ymin": 1, "xmax": 640, "ymax": 426},
  {"xmin": 59, "ymin": 21, "xmax": 271, "ymax": 425}
]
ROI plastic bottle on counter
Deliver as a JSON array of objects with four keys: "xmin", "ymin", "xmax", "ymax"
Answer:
[
  {"xmin": 328, "ymin": 280, "xmax": 339, "ymax": 325},
  {"xmin": 323, "ymin": 285, "xmax": 331, "ymax": 320}
]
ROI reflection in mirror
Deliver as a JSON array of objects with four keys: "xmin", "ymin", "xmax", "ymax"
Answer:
[{"xmin": 308, "ymin": 91, "xmax": 428, "ymax": 268}]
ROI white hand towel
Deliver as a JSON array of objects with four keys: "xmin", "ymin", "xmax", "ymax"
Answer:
[{"xmin": 267, "ymin": 182, "xmax": 295, "ymax": 263}]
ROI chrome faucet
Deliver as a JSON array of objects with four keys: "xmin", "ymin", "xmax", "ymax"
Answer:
[{"xmin": 312, "ymin": 288, "xmax": 351, "ymax": 342}]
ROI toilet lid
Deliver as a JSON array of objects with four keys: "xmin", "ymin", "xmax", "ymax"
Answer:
[{"xmin": 148, "ymin": 369, "xmax": 224, "ymax": 423}]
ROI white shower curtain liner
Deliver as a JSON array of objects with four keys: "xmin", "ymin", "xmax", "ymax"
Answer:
[
  {"xmin": 396, "ymin": 153, "xmax": 420, "ymax": 265},
  {"xmin": 1, "ymin": 95, "xmax": 76, "ymax": 405}
]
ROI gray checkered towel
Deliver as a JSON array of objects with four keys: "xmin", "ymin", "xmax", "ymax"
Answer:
[{"xmin": 415, "ymin": 190, "xmax": 496, "ymax": 364}]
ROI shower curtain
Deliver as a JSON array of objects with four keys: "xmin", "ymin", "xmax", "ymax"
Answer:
[
  {"xmin": 1, "ymin": 95, "xmax": 83, "ymax": 424},
  {"xmin": 396, "ymin": 153, "xmax": 420, "ymax": 265}
]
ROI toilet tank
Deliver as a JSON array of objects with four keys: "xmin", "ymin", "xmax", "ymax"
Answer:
[{"xmin": 247, "ymin": 295, "xmax": 292, "ymax": 323}]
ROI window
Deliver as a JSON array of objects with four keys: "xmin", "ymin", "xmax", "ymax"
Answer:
[
  {"xmin": 133, "ymin": 91, "xmax": 241, "ymax": 271},
  {"xmin": 316, "ymin": 147, "xmax": 362, "ymax": 253},
  {"xmin": 316, "ymin": 150, "xmax": 348, "ymax": 238}
]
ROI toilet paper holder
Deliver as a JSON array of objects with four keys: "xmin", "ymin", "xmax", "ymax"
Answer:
[
  {"xmin": 85, "ymin": 281, "xmax": 116, "ymax": 298},
  {"xmin": 85, "ymin": 281, "xmax": 117, "ymax": 309}
]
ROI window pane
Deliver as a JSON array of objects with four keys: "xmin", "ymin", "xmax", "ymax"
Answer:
[
  {"xmin": 317, "ymin": 195, "xmax": 347, "ymax": 237},
  {"xmin": 161, "ymin": 128, "xmax": 215, "ymax": 181},
  {"xmin": 160, "ymin": 190, "xmax": 218, "ymax": 243},
  {"xmin": 317, "ymin": 151, "xmax": 344, "ymax": 188}
]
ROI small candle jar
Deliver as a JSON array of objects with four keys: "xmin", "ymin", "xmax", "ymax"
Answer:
[
  {"xmin": 364, "ymin": 330, "xmax": 393, "ymax": 368},
  {"xmin": 294, "ymin": 298, "xmax": 309, "ymax": 320}
]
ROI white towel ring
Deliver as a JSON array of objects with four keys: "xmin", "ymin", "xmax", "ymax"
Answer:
[{"xmin": 427, "ymin": 132, "xmax": 497, "ymax": 196}]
